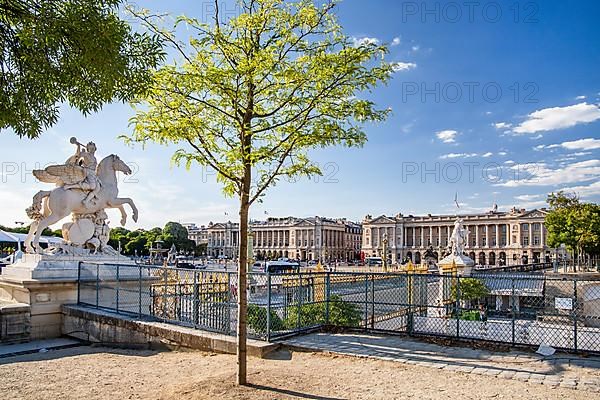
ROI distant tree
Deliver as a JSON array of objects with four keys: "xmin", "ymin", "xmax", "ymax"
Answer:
[
  {"xmin": 108, "ymin": 226, "xmax": 130, "ymax": 250},
  {"xmin": 0, "ymin": 0, "xmax": 164, "ymax": 138},
  {"xmin": 161, "ymin": 222, "xmax": 195, "ymax": 252},
  {"xmin": 195, "ymin": 242, "xmax": 208, "ymax": 256},
  {"xmin": 128, "ymin": 0, "xmax": 393, "ymax": 384},
  {"xmin": 546, "ymin": 192, "xmax": 600, "ymax": 268}
]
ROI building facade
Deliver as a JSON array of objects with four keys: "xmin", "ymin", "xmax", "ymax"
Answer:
[
  {"xmin": 183, "ymin": 223, "xmax": 209, "ymax": 246},
  {"xmin": 361, "ymin": 208, "xmax": 549, "ymax": 266},
  {"xmin": 205, "ymin": 216, "xmax": 362, "ymax": 261}
]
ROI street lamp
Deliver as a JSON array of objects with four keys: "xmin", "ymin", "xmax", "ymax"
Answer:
[{"xmin": 382, "ymin": 233, "xmax": 388, "ymax": 272}]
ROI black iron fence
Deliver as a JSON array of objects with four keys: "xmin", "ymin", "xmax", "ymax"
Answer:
[{"xmin": 77, "ymin": 263, "xmax": 600, "ymax": 352}]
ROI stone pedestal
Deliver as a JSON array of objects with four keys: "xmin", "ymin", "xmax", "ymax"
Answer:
[
  {"xmin": 438, "ymin": 254, "xmax": 475, "ymax": 276},
  {"xmin": 0, "ymin": 253, "xmax": 136, "ymax": 340}
]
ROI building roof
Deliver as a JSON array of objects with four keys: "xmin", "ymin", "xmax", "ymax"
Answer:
[{"xmin": 472, "ymin": 273, "xmax": 545, "ymax": 297}]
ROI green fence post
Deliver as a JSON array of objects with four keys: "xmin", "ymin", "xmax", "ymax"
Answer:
[
  {"xmin": 511, "ymin": 278, "xmax": 516, "ymax": 345},
  {"xmin": 77, "ymin": 261, "xmax": 81, "ymax": 304},
  {"xmin": 364, "ymin": 275, "xmax": 369, "ymax": 329},
  {"xmin": 456, "ymin": 275, "xmax": 460, "ymax": 338},
  {"xmin": 193, "ymin": 271, "xmax": 199, "ymax": 327},
  {"xmin": 370, "ymin": 274, "xmax": 375, "ymax": 329},
  {"xmin": 297, "ymin": 271, "xmax": 303, "ymax": 330},
  {"xmin": 116, "ymin": 264, "xmax": 120, "ymax": 313},
  {"xmin": 325, "ymin": 272, "xmax": 331, "ymax": 325},
  {"xmin": 163, "ymin": 267, "xmax": 168, "ymax": 320},
  {"xmin": 95, "ymin": 263, "xmax": 99, "ymax": 308},
  {"xmin": 138, "ymin": 266, "xmax": 142, "ymax": 317},
  {"xmin": 573, "ymin": 280, "xmax": 578, "ymax": 351},
  {"xmin": 267, "ymin": 272, "xmax": 272, "ymax": 342}
]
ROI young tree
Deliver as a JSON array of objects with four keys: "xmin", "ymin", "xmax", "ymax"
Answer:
[
  {"xmin": 128, "ymin": 0, "xmax": 394, "ymax": 384},
  {"xmin": 0, "ymin": 0, "xmax": 164, "ymax": 138}
]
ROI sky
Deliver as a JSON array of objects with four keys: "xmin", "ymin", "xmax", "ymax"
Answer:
[{"xmin": 1, "ymin": 0, "xmax": 599, "ymax": 230}]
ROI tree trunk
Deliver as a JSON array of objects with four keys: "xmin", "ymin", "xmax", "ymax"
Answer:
[{"xmin": 236, "ymin": 167, "xmax": 251, "ymax": 385}]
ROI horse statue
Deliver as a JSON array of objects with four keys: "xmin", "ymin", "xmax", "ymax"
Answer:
[{"xmin": 24, "ymin": 152, "xmax": 138, "ymax": 254}]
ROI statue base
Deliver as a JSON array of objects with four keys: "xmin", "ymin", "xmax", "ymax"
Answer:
[
  {"xmin": 0, "ymin": 253, "xmax": 138, "ymax": 340},
  {"xmin": 438, "ymin": 254, "xmax": 475, "ymax": 276},
  {"xmin": 1, "ymin": 253, "xmax": 136, "ymax": 280}
]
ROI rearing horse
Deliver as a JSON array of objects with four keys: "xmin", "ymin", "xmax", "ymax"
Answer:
[{"xmin": 24, "ymin": 154, "xmax": 138, "ymax": 253}]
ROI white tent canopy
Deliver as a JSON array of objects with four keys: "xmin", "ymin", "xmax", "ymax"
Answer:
[{"xmin": 0, "ymin": 230, "xmax": 63, "ymax": 244}]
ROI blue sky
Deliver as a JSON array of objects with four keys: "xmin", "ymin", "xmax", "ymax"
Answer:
[{"xmin": 1, "ymin": 0, "xmax": 599, "ymax": 229}]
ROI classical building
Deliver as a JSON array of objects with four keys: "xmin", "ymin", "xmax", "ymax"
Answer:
[
  {"xmin": 206, "ymin": 221, "xmax": 239, "ymax": 258},
  {"xmin": 182, "ymin": 223, "xmax": 208, "ymax": 246},
  {"xmin": 361, "ymin": 208, "xmax": 550, "ymax": 266},
  {"xmin": 205, "ymin": 216, "xmax": 362, "ymax": 261}
]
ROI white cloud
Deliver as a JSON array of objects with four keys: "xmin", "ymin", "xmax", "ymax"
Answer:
[
  {"xmin": 513, "ymin": 102, "xmax": 600, "ymax": 134},
  {"xmin": 576, "ymin": 95, "xmax": 587, "ymax": 100},
  {"xmin": 352, "ymin": 36, "xmax": 380, "ymax": 47},
  {"xmin": 498, "ymin": 151, "xmax": 508, "ymax": 156},
  {"xmin": 391, "ymin": 62, "xmax": 417, "ymax": 72},
  {"xmin": 561, "ymin": 138, "xmax": 600, "ymax": 150},
  {"xmin": 411, "ymin": 45, "xmax": 420, "ymax": 52},
  {"xmin": 504, "ymin": 160, "xmax": 515, "ymax": 165},
  {"xmin": 496, "ymin": 159, "xmax": 600, "ymax": 187},
  {"xmin": 534, "ymin": 137, "xmax": 600, "ymax": 151},
  {"xmin": 439, "ymin": 152, "xmax": 478, "ymax": 159},
  {"xmin": 514, "ymin": 194, "xmax": 542, "ymax": 201},
  {"xmin": 485, "ymin": 111, "xmax": 493, "ymax": 115},
  {"xmin": 391, "ymin": 37, "xmax": 401, "ymax": 46},
  {"xmin": 436, "ymin": 130, "xmax": 458, "ymax": 143},
  {"xmin": 493, "ymin": 122, "xmax": 512, "ymax": 129},
  {"xmin": 481, "ymin": 152, "xmax": 493, "ymax": 158},
  {"xmin": 559, "ymin": 180, "xmax": 600, "ymax": 198}
]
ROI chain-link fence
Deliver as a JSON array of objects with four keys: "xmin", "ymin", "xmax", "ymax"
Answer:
[{"xmin": 77, "ymin": 263, "xmax": 600, "ymax": 352}]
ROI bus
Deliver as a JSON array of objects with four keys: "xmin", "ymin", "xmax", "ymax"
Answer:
[
  {"xmin": 365, "ymin": 256, "xmax": 383, "ymax": 266},
  {"xmin": 265, "ymin": 260, "xmax": 300, "ymax": 273}
]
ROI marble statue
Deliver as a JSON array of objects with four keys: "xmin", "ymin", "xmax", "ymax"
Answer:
[
  {"xmin": 449, "ymin": 218, "xmax": 469, "ymax": 256},
  {"xmin": 24, "ymin": 137, "xmax": 138, "ymax": 254}
]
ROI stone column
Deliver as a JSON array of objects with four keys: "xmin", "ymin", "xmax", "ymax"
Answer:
[
  {"xmin": 496, "ymin": 224, "xmax": 500, "ymax": 248},
  {"xmin": 420, "ymin": 227, "xmax": 424, "ymax": 248},
  {"xmin": 475, "ymin": 225, "xmax": 479, "ymax": 248},
  {"xmin": 412, "ymin": 228, "xmax": 416, "ymax": 248},
  {"xmin": 428, "ymin": 226, "xmax": 432, "ymax": 246},
  {"xmin": 485, "ymin": 225, "xmax": 490, "ymax": 248},
  {"xmin": 540, "ymin": 223, "xmax": 545, "ymax": 247},
  {"xmin": 528, "ymin": 225, "xmax": 532, "ymax": 248}
]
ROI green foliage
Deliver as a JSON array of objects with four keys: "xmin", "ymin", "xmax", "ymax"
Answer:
[
  {"xmin": 545, "ymin": 192, "xmax": 600, "ymax": 256},
  {"xmin": 459, "ymin": 310, "xmax": 480, "ymax": 321},
  {"xmin": 284, "ymin": 295, "xmax": 362, "ymax": 329},
  {"xmin": 127, "ymin": 0, "xmax": 393, "ymax": 201},
  {"xmin": 247, "ymin": 304, "xmax": 284, "ymax": 333},
  {"xmin": 0, "ymin": 0, "xmax": 164, "ymax": 138},
  {"xmin": 451, "ymin": 278, "xmax": 489, "ymax": 302},
  {"xmin": 107, "ymin": 222, "xmax": 197, "ymax": 256},
  {"xmin": 0, "ymin": 224, "xmax": 60, "ymax": 237}
]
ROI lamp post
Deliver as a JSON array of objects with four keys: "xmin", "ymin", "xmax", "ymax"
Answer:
[
  {"xmin": 247, "ymin": 228, "xmax": 254, "ymax": 273},
  {"xmin": 382, "ymin": 233, "xmax": 388, "ymax": 272}
]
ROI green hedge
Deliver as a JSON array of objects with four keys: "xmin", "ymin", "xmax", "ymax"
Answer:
[{"xmin": 284, "ymin": 295, "xmax": 362, "ymax": 329}]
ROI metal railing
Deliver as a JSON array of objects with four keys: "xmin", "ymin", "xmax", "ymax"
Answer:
[{"xmin": 77, "ymin": 263, "xmax": 600, "ymax": 352}]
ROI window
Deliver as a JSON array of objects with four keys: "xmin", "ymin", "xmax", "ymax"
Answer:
[
  {"xmin": 534, "ymin": 236, "xmax": 540, "ymax": 245},
  {"xmin": 522, "ymin": 223, "xmax": 529, "ymax": 231},
  {"xmin": 482, "ymin": 238, "xmax": 487, "ymax": 246},
  {"xmin": 523, "ymin": 236, "xmax": 529, "ymax": 246}
]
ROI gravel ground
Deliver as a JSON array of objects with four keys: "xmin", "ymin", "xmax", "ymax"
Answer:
[{"xmin": 0, "ymin": 346, "xmax": 592, "ymax": 399}]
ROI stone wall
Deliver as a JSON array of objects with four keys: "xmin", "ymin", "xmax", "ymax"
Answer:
[{"xmin": 0, "ymin": 301, "xmax": 31, "ymax": 343}]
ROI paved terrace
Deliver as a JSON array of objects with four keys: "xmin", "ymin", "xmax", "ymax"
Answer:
[{"xmin": 282, "ymin": 332, "xmax": 600, "ymax": 392}]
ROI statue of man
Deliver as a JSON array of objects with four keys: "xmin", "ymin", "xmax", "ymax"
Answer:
[
  {"xmin": 62, "ymin": 140, "xmax": 101, "ymax": 207},
  {"xmin": 450, "ymin": 218, "xmax": 469, "ymax": 256}
]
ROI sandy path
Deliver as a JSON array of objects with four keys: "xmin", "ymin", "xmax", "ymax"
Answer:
[{"xmin": 0, "ymin": 346, "xmax": 590, "ymax": 399}]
